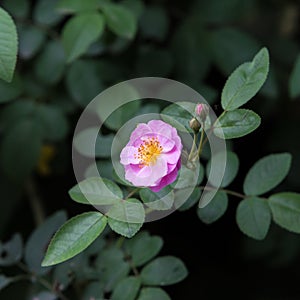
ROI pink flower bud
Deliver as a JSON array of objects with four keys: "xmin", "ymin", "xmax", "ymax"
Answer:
[
  {"xmin": 195, "ymin": 104, "xmax": 204, "ymax": 116},
  {"xmin": 195, "ymin": 103, "xmax": 209, "ymax": 123}
]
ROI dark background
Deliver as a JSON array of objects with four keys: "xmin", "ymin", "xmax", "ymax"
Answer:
[{"xmin": 1, "ymin": 0, "xmax": 300, "ymax": 299}]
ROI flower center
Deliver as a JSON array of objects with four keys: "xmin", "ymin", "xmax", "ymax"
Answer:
[{"xmin": 135, "ymin": 137, "xmax": 163, "ymax": 167}]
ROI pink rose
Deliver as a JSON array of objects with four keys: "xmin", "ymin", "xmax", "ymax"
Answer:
[{"xmin": 120, "ymin": 120, "xmax": 182, "ymax": 192}]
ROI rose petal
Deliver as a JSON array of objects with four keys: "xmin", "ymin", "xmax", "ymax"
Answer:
[
  {"xmin": 120, "ymin": 146, "xmax": 139, "ymax": 165},
  {"xmin": 166, "ymin": 162, "xmax": 178, "ymax": 173},
  {"xmin": 125, "ymin": 165, "xmax": 152, "ymax": 186},
  {"xmin": 157, "ymin": 134, "xmax": 175, "ymax": 152},
  {"xmin": 171, "ymin": 128, "xmax": 182, "ymax": 150},
  {"xmin": 150, "ymin": 164, "xmax": 179, "ymax": 192},
  {"xmin": 129, "ymin": 123, "xmax": 152, "ymax": 145},
  {"xmin": 148, "ymin": 120, "xmax": 173, "ymax": 139},
  {"xmin": 162, "ymin": 146, "xmax": 181, "ymax": 164},
  {"xmin": 124, "ymin": 156, "xmax": 168, "ymax": 187}
]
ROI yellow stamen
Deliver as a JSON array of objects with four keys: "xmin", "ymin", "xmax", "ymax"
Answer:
[{"xmin": 134, "ymin": 137, "xmax": 163, "ymax": 167}]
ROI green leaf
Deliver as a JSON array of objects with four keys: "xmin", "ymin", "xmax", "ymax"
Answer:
[
  {"xmin": 0, "ymin": 100, "xmax": 35, "ymax": 129},
  {"xmin": 269, "ymin": 193, "xmax": 300, "ymax": 233},
  {"xmin": 94, "ymin": 83, "xmax": 140, "ymax": 127},
  {"xmin": 161, "ymin": 101, "xmax": 195, "ymax": 133},
  {"xmin": 139, "ymin": 103, "xmax": 161, "ymax": 115},
  {"xmin": 139, "ymin": 186, "xmax": 174, "ymax": 211},
  {"xmin": 69, "ymin": 177, "xmax": 123, "ymax": 205},
  {"xmin": 35, "ymin": 104, "xmax": 69, "ymax": 141},
  {"xmin": 0, "ymin": 118, "xmax": 43, "ymax": 182},
  {"xmin": 236, "ymin": 197, "xmax": 271, "ymax": 240},
  {"xmin": 66, "ymin": 59, "xmax": 104, "ymax": 106},
  {"xmin": 289, "ymin": 53, "xmax": 300, "ymax": 99},
  {"xmin": 105, "ymin": 100, "xmax": 141, "ymax": 131},
  {"xmin": 121, "ymin": 0, "xmax": 145, "ymax": 19},
  {"xmin": 174, "ymin": 187, "xmax": 201, "ymax": 211},
  {"xmin": 101, "ymin": 3, "xmax": 137, "ymax": 39},
  {"xmin": 138, "ymin": 288, "xmax": 171, "ymax": 300},
  {"xmin": 25, "ymin": 211, "xmax": 67, "ymax": 274},
  {"xmin": 210, "ymin": 28, "xmax": 260, "ymax": 75},
  {"xmin": 141, "ymin": 256, "xmax": 188, "ymax": 286},
  {"xmin": 42, "ymin": 212, "xmax": 107, "ymax": 266},
  {"xmin": 111, "ymin": 276, "xmax": 141, "ymax": 300},
  {"xmin": 82, "ymin": 282, "xmax": 104, "ymax": 300},
  {"xmin": 206, "ymin": 151, "xmax": 239, "ymax": 187},
  {"xmin": 23, "ymin": 71, "xmax": 46, "ymax": 98},
  {"xmin": 0, "ymin": 74, "xmax": 23, "ymax": 103},
  {"xmin": 57, "ymin": 0, "xmax": 100, "ymax": 14},
  {"xmin": 140, "ymin": 5, "xmax": 169, "ymax": 42},
  {"xmin": 2, "ymin": 0, "xmax": 30, "ymax": 19},
  {"xmin": 34, "ymin": 0, "xmax": 63, "ymax": 26},
  {"xmin": 195, "ymin": 0, "xmax": 254, "ymax": 24},
  {"xmin": 85, "ymin": 160, "xmax": 114, "ymax": 180},
  {"xmin": 73, "ymin": 127, "xmax": 114, "ymax": 158},
  {"xmin": 171, "ymin": 164, "xmax": 200, "ymax": 189},
  {"xmin": 124, "ymin": 231, "xmax": 163, "ymax": 267},
  {"xmin": 171, "ymin": 20, "xmax": 210, "ymax": 81},
  {"xmin": 213, "ymin": 109, "xmax": 261, "ymax": 139},
  {"xmin": 0, "ymin": 275, "xmax": 12, "ymax": 291},
  {"xmin": 18, "ymin": 24, "xmax": 46, "ymax": 59},
  {"xmin": 0, "ymin": 234, "xmax": 22, "ymax": 266},
  {"xmin": 62, "ymin": 12, "xmax": 105, "ymax": 63},
  {"xmin": 135, "ymin": 47, "xmax": 173, "ymax": 77},
  {"xmin": 33, "ymin": 40, "xmax": 66, "ymax": 85},
  {"xmin": 197, "ymin": 191, "xmax": 228, "ymax": 224},
  {"xmin": 221, "ymin": 47, "xmax": 269, "ymax": 110},
  {"xmin": 243, "ymin": 153, "xmax": 292, "ymax": 196},
  {"xmin": 108, "ymin": 198, "xmax": 145, "ymax": 238},
  {"xmin": 95, "ymin": 247, "xmax": 130, "ymax": 292},
  {"xmin": 0, "ymin": 8, "xmax": 18, "ymax": 82},
  {"xmin": 96, "ymin": 134, "xmax": 114, "ymax": 158}
]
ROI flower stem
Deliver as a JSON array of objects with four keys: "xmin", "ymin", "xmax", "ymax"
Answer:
[
  {"xmin": 201, "ymin": 110, "xmax": 227, "ymax": 149},
  {"xmin": 199, "ymin": 186, "xmax": 268, "ymax": 200},
  {"xmin": 199, "ymin": 186, "xmax": 246, "ymax": 199},
  {"xmin": 188, "ymin": 132, "xmax": 198, "ymax": 161},
  {"xmin": 197, "ymin": 127, "xmax": 205, "ymax": 158},
  {"xmin": 125, "ymin": 188, "xmax": 140, "ymax": 199}
]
